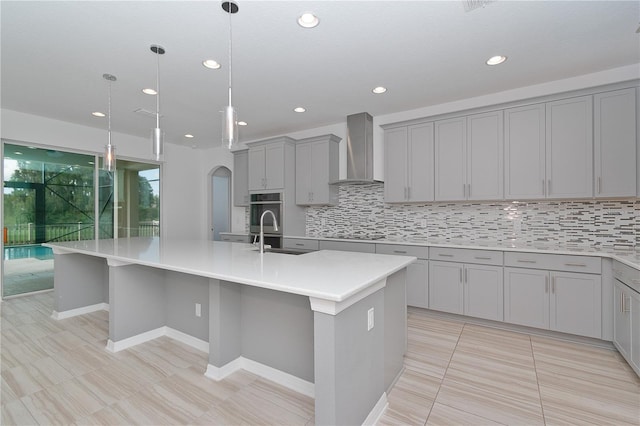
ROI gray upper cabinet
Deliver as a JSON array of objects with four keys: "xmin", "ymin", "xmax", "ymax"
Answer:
[
  {"xmin": 248, "ymin": 138, "xmax": 294, "ymax": 191},
  {"xmin": 466, "ymin": 111, "xmax": 504, "ymax": 200},
  {"xmin": 435, "ymin": 117, "xmax": 466, "ymax": 201},
  {"xmin": 384, "ymin": 123, "xmax": 434, "ymax": 203},
  {"xmin": 435, "ymin": 112, "xmax": 503, "ymax": 201},
  {"xmin": 504, "ymin": 104, "xmax": 546, "ymax": 199},
  {"xmin": 545, "ymin": 96, "xmax": 593, "ymax": 199},
  {"xmin": 232, "ymin": 149, "xmax": 249, "ymax": 207},
  {"xmin": 594, "ymin": 88, "xmax": 637, "ymax": 198},
  {"xmin": 295, "ymin": 134, "xmax": 340, "ymax": 206}
]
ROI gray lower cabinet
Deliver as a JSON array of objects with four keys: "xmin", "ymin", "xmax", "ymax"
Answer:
[
  {"xmin": 232, "ymin": 149, "xmax": 249, "ymax": 206},
  {"xmin": 376, "ymin": 244, "xmax": 429, "ymax": 308},
  {"xmin": 504, "ymin": 267, "xmax": 602, "ymax": 338},
  {"xmin": 429, "ymin": 248, "xmax": 503, "ymax": 319},
  {"xmin": 318, "ymin": 240, "xmax": 376, "ymax": 253},
  {"xmin": 283, "ymin": 238, "xmax": 319, "ymax": 251},
  {"xmin": 429, "ymin": 261, "xmax": 464, "ymax": 314},
  {"xmin": 220, "ymin": 233, "xmax": 250, "ymax": 243},
  {"xmin": 613, "ymin": 261, "xmax": 640, "ymax": 376}
]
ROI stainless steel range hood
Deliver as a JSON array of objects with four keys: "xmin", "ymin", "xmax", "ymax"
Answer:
[{"xmin": 331, "ymin": 112, "xmax": 381, "ymax": 185}]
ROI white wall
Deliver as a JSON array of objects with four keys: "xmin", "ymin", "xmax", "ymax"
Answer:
[{"xmin": 0, "ymin": 109, "xmax": 206, "ymax": 239}]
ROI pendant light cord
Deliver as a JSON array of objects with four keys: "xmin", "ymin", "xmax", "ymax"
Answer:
[
  {"xmin": 156, "ymin": 49, "xmax": 161, "ymax": 128},
  {"xmin": 107, "ymin": 79, "xmax": 112, "ymax": 146},
  {"xmin": 228, "ymin": 2, "xmax": 233, "ymax": 106}
]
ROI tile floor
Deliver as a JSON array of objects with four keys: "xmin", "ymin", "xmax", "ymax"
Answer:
[{"xmin": 1, "ymin": 292, "xmax": 639, "ymax": 425}]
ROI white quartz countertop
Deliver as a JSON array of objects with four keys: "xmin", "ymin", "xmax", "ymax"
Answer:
[
  {"xmin": 43, "ymin": 238, "xmax": 415, "ymax": 303},
  {"xmin": 286, "ymin": 235, "xmax": 640, "ymax": 270}
]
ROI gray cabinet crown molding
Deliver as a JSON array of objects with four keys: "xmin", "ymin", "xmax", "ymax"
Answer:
[{"xmin": 380, "ymin": 80, "xmax": 640, "ymax": 130}]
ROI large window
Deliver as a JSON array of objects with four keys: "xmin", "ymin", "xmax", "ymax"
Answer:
[{"xmin": 2, "ymin": 142, "xmax": 160, "ymax": 297}]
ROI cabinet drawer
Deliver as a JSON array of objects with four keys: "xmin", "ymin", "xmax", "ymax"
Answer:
[
  {"xmin": 504, "ymin": 252, "xmax": 601, "ymax": 274},
  {"xmin": 430, "ymin": 247, "xmax": 503, "ymax": 266},
  {"xmin": 376, "ymin": 244, "xmax": 428, "ymax": 259},
  {"xmin": 221, "ymin": 234, "xmax": 249, "ymax": 243},
  {"xmin": 613, "ymin": 260, "xmax": 640, "ymax": 293},
  {"xmin": 319, "ymin": 240, "xmax": 376, "ymax": 253},
  {"xmin": 283, "ymin": 238, "xmax": 319, "ymax": 251}
]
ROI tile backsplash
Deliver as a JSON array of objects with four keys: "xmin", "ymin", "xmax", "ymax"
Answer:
[{"xmin": 306, "ymin": 183, "xmax": 639, "ymax": 249}]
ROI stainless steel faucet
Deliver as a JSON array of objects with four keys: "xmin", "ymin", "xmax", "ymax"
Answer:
[{"xmin": 259, "ymin": 210, "xmax": 279, "ymax": 254}]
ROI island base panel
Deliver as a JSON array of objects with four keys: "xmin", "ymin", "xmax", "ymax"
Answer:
[
  {"xmin": 208, "ymin": 279, "xmax": 314, "ymax": 382},
  {"xmin": 109, "ymin": 263, "xmax": 166, "ymax": 342},
  {"xmin": 314, "ymin": 288, "xmax": 385, "ymax": 426},
  {"xmin": 54, "ymin": 253, "xmax": 108, "ymax": 313}
]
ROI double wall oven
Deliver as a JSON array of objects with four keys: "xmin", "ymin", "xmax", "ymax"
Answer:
[{"xmin": 249, "ymin": 193, "xmax": 282, "ymax": 248}]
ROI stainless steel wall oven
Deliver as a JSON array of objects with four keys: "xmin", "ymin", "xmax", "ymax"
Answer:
[{"xmin": 249, "ymin": 193, "xmax": 282, "ymax": 248}]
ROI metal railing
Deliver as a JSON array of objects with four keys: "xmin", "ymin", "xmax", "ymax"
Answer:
[{"xmin": 3, "ymin": 221, "xmax": 160, "ymax": 245}]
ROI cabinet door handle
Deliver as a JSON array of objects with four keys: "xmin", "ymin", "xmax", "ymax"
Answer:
[
  {"xmin": 459, "ymin": 268, "xmax": 463, "ymax": 283},
  {"xmin": 295, "ymin": 243, "xmax": 304, "ymax": 246},
  {"xmin": 564, "ymin": 263, "xmax": 587, "ymax": 267},
  {"xmin": 474, "ymin": 256, "xmax": 492, "ymax": 260},
  {"xmin": 545, "ymin": 276, "xmax": 549, "ymax": 293},
  {"xmin": 542, "ymin": 179, "xmax": 545, "ymax": 196},
  {"xmin": 551, "ymin": 277, "xmax": 556, "ymax": 294},
  {"xmin": 517, "ymin": 259, "xmax": 537, "ymax": 264},
  {"xmin": 547, "ymin": 179, "xmax": 551, "ymax": 195},
  {"xmin": 597, "ymin": 177, "xmax": 601, "ymax": 194},
  {"xmin": 464, "ymin": 268, "xmax": 468, "ymax": 283},
  {"xmin": 404, "ymin": 187, "xmax": 407, "ymax": 199},
  {"xmin": 438, "ymin": 254, "xmax": 454, "ymax": 257},
  {"xmin": 463, "ymin": 184, "xmax": 466, "ymax": 198},
  {"xmin": 407, "ymin": 187, "xmax": 411, "ymax": 200},
  {"xmin": 393, "ymin": 250, "xmax": 407, "ymax": 254},
  {"xmin": 620, "ymin": 291, "xmax": 625, "ymax": 314},
  {"xmin": 467, "ymin": 183, "xmax": 471, "ymax": 198}
]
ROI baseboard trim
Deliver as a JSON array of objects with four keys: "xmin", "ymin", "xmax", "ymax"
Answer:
[
  {"xmin": 205, "ymin": 357, "xmax": 315, "ymax": 398},
  {"xmin": 106, "ymin": 326, "xmax": 209, "ymax": 353},
  {"xmin": 107, "ymin": 327, "xmax": 165, "ymax": 352},
  {"xmin": 51, "ymin": 302, "xmax": 109, "ymax": 320},
  {"xmin": 362, "ymin": 392, "xmax": 389, "ymax": 426},
  {"xmin": 164, "ymin": 327, "xmax": 209, "ymax": 353}
]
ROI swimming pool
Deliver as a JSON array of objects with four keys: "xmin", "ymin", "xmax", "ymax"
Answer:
[{"xmin": 4, "ymin": 245, "xmax": 54, "ymax": 260}]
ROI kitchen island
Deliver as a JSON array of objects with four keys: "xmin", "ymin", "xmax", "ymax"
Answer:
[{"xmin": 44, "ymin": 237, "xmax": 415, "ymax": 425}]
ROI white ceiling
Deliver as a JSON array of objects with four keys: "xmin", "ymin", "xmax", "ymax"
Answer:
[{"xmin": 2, "ymin": 1, "xmax": 639, "ymax": 149}]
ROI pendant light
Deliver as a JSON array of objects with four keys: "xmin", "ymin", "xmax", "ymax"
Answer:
[
  {"xmin": 103, "ymin": 73, "xmax": 117, "ymax": 171},
  {"xmin": 150, "ymin": 44, "xmax": 166, "ymax": 161},
  {"xmin": 222, "ymin": 0, "xmax": 239, "ymax": 149}
]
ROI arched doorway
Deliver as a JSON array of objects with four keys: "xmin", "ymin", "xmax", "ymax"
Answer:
[{"xmin": 209, "ymin": 166, "xmax": 231, "ymax": 241}]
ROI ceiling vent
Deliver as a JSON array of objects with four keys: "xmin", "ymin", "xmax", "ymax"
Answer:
[
  {"xmin": 134, "ymin": 108, "xmax": 163, "ymax": 118},
  {"xmin": 462, "ymin": 0, "xmax": 495, "ymax": 12}
]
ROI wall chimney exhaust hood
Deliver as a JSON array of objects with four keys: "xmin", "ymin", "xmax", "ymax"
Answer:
[{"xmin": 331, "ymin": 112, "xmax": 381, "ymax": 185}]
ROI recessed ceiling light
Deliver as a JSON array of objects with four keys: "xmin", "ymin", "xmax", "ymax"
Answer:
[
  {"xmin": 298, "ymin": 12, "xmax": 319, "ymax": 28},
  {"xmin": 238, "ymin": 121, "xmax": 248, "ymax": 126},
  {"xmin": 486, "ymin": 55, "xmax": 507, "ymax": 66},
  {"xmin": 294, "ymin": 107, "xmax": 306, "ymax": 113},
  {"xmin": 142, "ymin": 88, "xmax": 157, "ymax": 95},
  {"xmin": 203, "ymin": 59, "xmax": 221, "ymax": 69},
  {"xmin": 372, "ymin": 86, "xmax": 387, "ymax": 94},
  {"xmin": 184, "ymin": 134, "xmax": 194, "ymax": 138},
  {"xmin": 91, "ymin": 111, "xmax": 106, "ymax": 117}
]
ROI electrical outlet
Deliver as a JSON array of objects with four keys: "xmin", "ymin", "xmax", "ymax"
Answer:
[
  {"xmin": 367, "ymin": 308, "xmax": 374, "ymax": 331},
  {"xmin": 195, "ymin": 303, "xmax": 201, "ymax": 317}
]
